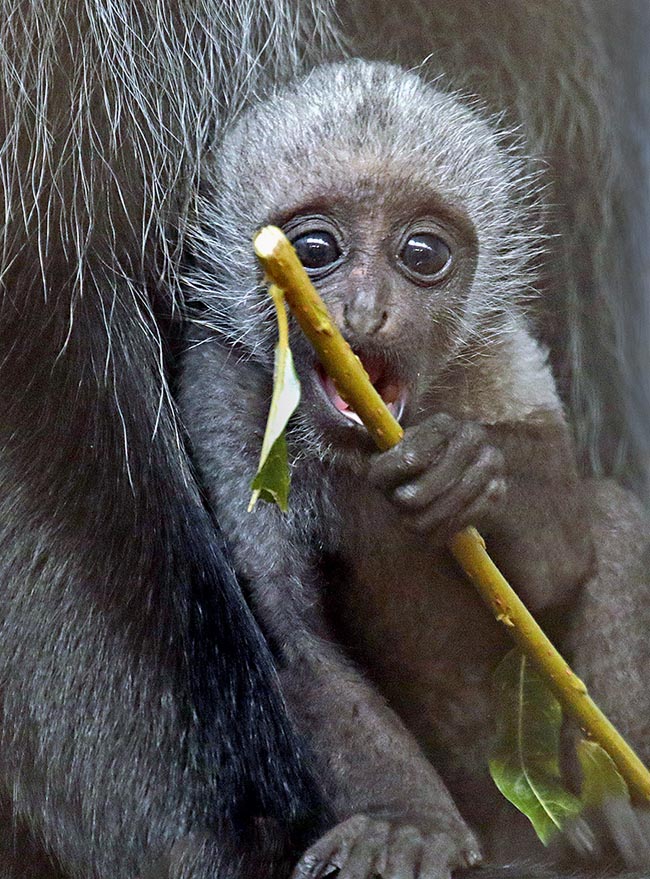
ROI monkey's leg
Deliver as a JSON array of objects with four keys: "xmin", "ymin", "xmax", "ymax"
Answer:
[
  {"xmin": 563, "ymin": 479, "xmax": 650, "ymax": 868},
  {"xmin": 192, "ymin": 470, "xmax": 481, "ymax": 879},
  {"xmin": 194, "ymin": 506, "xmax": 480, "ymax": 879},
  {"xmin": 280, "ymin": 637, "xmax": 481, "ymax": 879}
]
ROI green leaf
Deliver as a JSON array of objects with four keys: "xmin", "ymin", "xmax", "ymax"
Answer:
[
  {"xmin": 250, "ymin": 428, "xmax": 292, "ymax": 511},
  {"xmin": 489, "ymin": 649, "xmax": 582, "ymax": 844},
  {"xmin": 577, "ymin": 739, "xmax": 630, "ymax": 808},
  {"xmin": 249, "ymin": 287, "xmax": 301, "ymax": 512}
]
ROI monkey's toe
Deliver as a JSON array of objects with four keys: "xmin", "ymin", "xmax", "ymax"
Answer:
[{"xmin": 293, "ymin": 815, "xmax": 480, "ymax": 879}]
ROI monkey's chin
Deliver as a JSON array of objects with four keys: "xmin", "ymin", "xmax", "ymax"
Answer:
[{"xmin": 315, "ymin": 360, "xmax": 407, "ymax": 427}]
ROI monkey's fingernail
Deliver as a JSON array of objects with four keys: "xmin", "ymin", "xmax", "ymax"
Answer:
[
  {"xmin": 316, "ymin": 863, "xmax": 340, "ymax": 879},
  {"xmin": 462, "ymin": 848, "xmax": 483, "ymax": 868}
]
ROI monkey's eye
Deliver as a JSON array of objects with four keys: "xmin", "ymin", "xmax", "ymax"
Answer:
[
  {"xmin": 291, "ymin": 231, "xmax": 341, "ymax": 272},
  {"xmin": 398, "ymin": 233, "xmax": 451, "ymax": 282}
]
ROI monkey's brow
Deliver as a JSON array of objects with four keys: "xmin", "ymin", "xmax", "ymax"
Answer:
[{"xmin": 266, "ymin": 181, "xmax": 472, "ymax": 232}]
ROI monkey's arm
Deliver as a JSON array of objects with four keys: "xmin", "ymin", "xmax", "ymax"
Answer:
[
  {"xmin": 368, "ymin": 323, "xmax": 594, "ymax": 612},
  {"xmin": 281, "ymin": 633, "xmax": 482, "ymax": 879},
  {"xmin": 569, "ymin": 480, "xmax": 650, "ymax": 756},
  {"xmin": 479, "ymin": 411, "xmax": 595, "ymax": 610}
]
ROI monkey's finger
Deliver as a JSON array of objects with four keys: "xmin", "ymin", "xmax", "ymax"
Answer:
[
  {"xmin": 417, "ymin": 828, "xmax": 477, "ymax": 879},
  {"xmin": 368, "ymin": 435, "xmax": 448, "ymax": 490},
  {"xmin": 382, "ymin": 824, "xmax": 424, "ymax": 879},
  {"xmin": 293, "ymin": 853, "xmax": 342, "ymax": 879},
  {"xmin": 455, "ymin": 477, "xmax": 507, "ymax": 525},
  {"xmin": 368, "ymin": 415, "xmax": 457, "ymax": 489},
  {"xmin": 334, "ymin": 819, "xmax": 390, "ymax": 879},
  {"xmin": 293, "ymin": 816, "xmax": 370, "ymax": 879},
  {"xmin": 408, "ymin": 473, "xmax": 505, "ymax": 538},
  {"xmin": 292, "ymin": 844, "xmax": 342, "ymax": 879},
  {"xmin": 417, "ymin": 846, "xmax": 454, "ymax": 879},
  {"xmin": 390, "ymin": 441, "xmax": 502, "ymax": 517},
  {"xmin": 405, "ymin": 459, "xmax": 504, "ymax": 536}
]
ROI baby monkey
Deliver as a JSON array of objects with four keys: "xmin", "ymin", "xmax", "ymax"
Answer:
[{"xmin": 180, "ymin": 61, "xmax": 650, "ymax": 878}]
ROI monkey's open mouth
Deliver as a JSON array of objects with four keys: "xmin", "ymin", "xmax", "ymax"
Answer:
[{"xmin": 316, "ymin": 356, "xmax": 407, "ymax": 425}]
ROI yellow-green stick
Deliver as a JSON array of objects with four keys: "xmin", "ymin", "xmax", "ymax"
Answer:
[{"xmin": 253, "ymin": 224, "xmax": 650, "ymax": 805}]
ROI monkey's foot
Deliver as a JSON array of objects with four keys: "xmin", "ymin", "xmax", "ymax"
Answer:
[{"xmin": 292, "ymin": 814, "xmax": 481, "ymax": 879}]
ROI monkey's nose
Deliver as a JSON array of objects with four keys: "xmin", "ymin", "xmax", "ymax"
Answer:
[{"xmin": 343, "ymin": 300, "xmax": 389, "ymax": 336}]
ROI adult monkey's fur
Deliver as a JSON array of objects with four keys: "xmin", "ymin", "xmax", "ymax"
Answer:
[
  {"xmin": 0, "ymin": 1, "xmax": 648, "ymax": 879},
  {"xmin": 0, "ymin": 3, "xmax": 337, "ymax": 878}
]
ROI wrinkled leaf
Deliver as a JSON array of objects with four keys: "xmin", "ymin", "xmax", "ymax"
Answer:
[
  {"xmin": 489, "ymin": 649, "xmax": 582, "ymax": 844},
  {"xmin": 577, "ymin": 739, "xmax": 630, "ymax": 808},
  {"xmin": 249, "ymin": 286, "xmax": 301, "ymax": 512}
]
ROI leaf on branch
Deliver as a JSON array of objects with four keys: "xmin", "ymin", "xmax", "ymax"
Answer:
[
  {"xmin": 489, "ymin": 649, "xmax": 582, "ymax": 844},
  {"xmin": 577, "ymin": 739, "xmax": 630, "ymax": 808},
  {"xmin": 249, "ymin": 285, "xmax": 301, "ymax": 512}
]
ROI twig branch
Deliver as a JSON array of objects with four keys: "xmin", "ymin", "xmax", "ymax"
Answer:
[{"xmin": 254, "ymin": 224, "xmax": 650, "ymax": 804}]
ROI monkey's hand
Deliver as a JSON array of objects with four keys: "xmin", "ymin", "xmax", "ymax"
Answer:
[
  {"xmin": 368, "ymin": 411, "xmax": 594, "ymax": 610},
  {"xmin": 292, "ymin": 813, "xmax": 481, "ymax": 879},
  {"xmin": 553, "ymin": 798, "xmax": 650, "ymax": 870},
  {"xmin": 367, "ymin": 412, "xmax": 505, "ymax": 543}
]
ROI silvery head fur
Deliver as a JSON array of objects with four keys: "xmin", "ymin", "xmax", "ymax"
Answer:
[{"xmin": 184, "ymin": 60, "xmax": 542, "ymax": 371}]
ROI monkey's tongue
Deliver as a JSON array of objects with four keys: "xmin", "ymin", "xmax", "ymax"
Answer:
[{"xmin": 318, "ymin": 359, "xmax": 404, "ymax": 424}]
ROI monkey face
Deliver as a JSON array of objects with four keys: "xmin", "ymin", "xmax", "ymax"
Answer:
[
  {"xmin": 272, "ymin": 184, "xmax": 479, "ymax": 446},
  {"xmin": 186, "ymin": 60, "xmax": 539, "ymax": 457}
]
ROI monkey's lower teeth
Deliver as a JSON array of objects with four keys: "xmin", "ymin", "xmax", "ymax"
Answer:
[
  {"xmin": 320, "ymin": 372, "xmax": 361, "ymax": 421},
  {"xmin": 319, "ymin": 370, "xmax": 403, "ymax": 424}
]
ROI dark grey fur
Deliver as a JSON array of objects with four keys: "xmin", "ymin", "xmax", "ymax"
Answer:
[{"xmin": 179, "ymin": 61, "xmax": 650, "ymax": 879}]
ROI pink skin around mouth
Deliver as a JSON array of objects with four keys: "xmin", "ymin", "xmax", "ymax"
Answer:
[{"xmin": 316, "ymin": 356, "xmax": 407, "ymax": 424}]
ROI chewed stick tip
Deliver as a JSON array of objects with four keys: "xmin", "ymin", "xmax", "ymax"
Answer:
[{"xmin": 254, "ymin": 225, "xmax": 284, "ymax": 260}]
